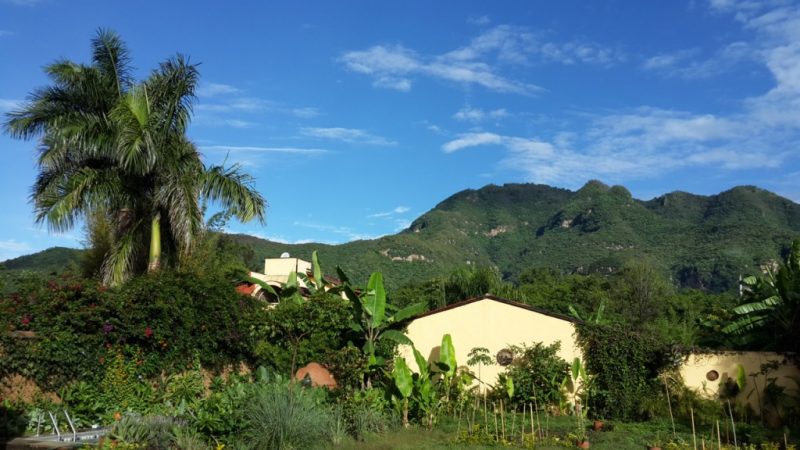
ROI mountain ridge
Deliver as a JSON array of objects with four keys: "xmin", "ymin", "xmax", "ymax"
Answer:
[{"xmin": 4, "ymin": 181, "xmax": 799, "ymax": 292}]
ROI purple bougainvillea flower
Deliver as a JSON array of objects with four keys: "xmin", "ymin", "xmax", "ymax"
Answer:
[{"xmin": 103, "ymin": 323, "xmax": 113, "ymax": 334}]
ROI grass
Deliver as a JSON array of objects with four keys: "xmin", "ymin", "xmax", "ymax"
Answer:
[{"xmin": 338, "ymin": 413, "xmax": 800, "ymax": 450}]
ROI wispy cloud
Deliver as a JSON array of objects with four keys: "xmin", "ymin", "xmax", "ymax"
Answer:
[
  {"xmin": 442, "ymin": 105, "xmax": 786, "ymax": 185},
  {"xmin": 197, "ymin": 82, "xmax": 241, "ymax": 97},
  {"xmin": 292, "ymin": 221, "xmax": 379, "ymax": 242},
  {"xmin": 291, "ymin": 107, "xmax": 321, "ymax": 118},
  {"xmin": 301, "ymin": 127, "xmax": 397, "ymax": 146},
  {"xmin": 340, "ymin": 25, "xmax": 623, "ymax": 94},
  {"xmin": 368, "ymin": 206, "xmax": 410, "ymax": 218},
  {"xmin": 3, "ymin": 0, "xmax": 43, "ymax": 6},
  {"xmin": 642, "ymin": 42, "xmax": 753, "ymax": 79},
  {"xmin": 467, "ymin": 15, "xmax": 491, "ymax": 26},
  {"xmin": 0, "ymin": 239, "xmax": 31, "ymax": 262},
  {"xmin": 440, "ymin": 2, "xmax": 800, "ymax": 187},
  {"xmin": 0, "ymin": 30, "xmax": 14, "ymax": 37},
  {"xmin": 201, "ymin": 145, "xmax": 328, "ymax": 155},
  {"xmin": 453, "ymin": 105, "xmax": 508, "ymax": 122},
  {"xmin": 194, "ymin": 83, "xmax": 321, "ymax": 128},
  {"xmin": 340, "ymin": 43, "xmax": 540, "ymax": 94},
  {"xmin": 0, "ymin": 99, "xmax": 22, "ymax": 112}
]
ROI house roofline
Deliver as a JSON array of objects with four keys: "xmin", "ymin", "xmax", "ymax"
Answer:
[{"xmin": 407, "ymin": 294, "xmax": 580, "ymax": 324}]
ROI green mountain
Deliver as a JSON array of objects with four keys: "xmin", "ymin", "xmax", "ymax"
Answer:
[
  {"xmin": 5, "ymin": 182, "xmax": 799, "ymax": 292},
  {"xmin": 235, "ymin": 181, "xmax": 800, "ymax": 292},
  {"xmin": 1, "ymin": 246, "xmax": 83, "ymax": 274}
]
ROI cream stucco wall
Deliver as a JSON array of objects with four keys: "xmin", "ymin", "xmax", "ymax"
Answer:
[
  {"xmin": 679, "ymin": 351, "xmax": 799, "ymax": 413},
  {"xmin": 398, "ymin": 297, "xmax": 581, "ymax": 388}
]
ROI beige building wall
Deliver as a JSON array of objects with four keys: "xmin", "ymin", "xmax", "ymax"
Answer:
[
  {"xmin": 398, "ymin": 297, "xmax": 581, "ymax": 388},
  {"xmin": 680, "ymin": 351, "xmax": 799, "ymax": 413},
  {"xmin": 262, "ymin": 257, "xmax": 312, "ymax": 286}
]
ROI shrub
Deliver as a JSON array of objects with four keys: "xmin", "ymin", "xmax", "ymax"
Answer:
[
  {"xmin": 499, "ymin": 341, "xmax": 570, "ymax": 411},
  {"xmin": 241, "ymin": 383, "xmax": 333, "ymax": 450},
  {"xmin": 575, "ymin": 323, "xmax": 669, "ymax": 420},
  {"xmin": 0, "ymin": 269, "xmax": 261, "ymax": 391}
]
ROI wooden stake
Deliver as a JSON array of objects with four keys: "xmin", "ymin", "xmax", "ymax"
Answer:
[
  {"xmin": 726, "ymin": 400, "xmax": 737, "ymax": 449},
  {"xmin": 493, "ymin": 402, "xmax": 499, "ymax": 442},
  {"xmin": 511, "ymin": 405, "xmax": 516, "ymax": 442},
  {"xmin": 701, "ymin": 438, "xmax": 705, "ymax": 450},
  {"xmin": 520, "ymin": 404, "xmax": 525, "ymax": 445},
  {"xmin": 500, "ymin": 399, "xmax": 506, "ymax": 442},
  {"xmin": 484, "ymin": 390, "xmax": 488, "ymax": 434},
  {"xmin": 690, "ymin": 407, "xmax": 697, "ymax": 450},
  {"xmin": 529, "ymin": 403, "xmax": 535, "ymax": 443},
  {"xmin": 716, "ymin": 420, "xmax": 722, "ymax": 450},
  {"xmin": 457, "ymin": 402, "xmax": 463, "ymax": 436},
  {"xmin": 664, "ymin": 375, "xmax": 676, "ymax": 438}
]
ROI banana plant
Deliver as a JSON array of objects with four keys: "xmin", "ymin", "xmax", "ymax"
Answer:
[
  {"xmin": 339, "ymin": 269, "xmax": 424, "ymax": 387},
  {"xmin": 391, "ymin": 335, "xmax": 460, "ymax": 429},
  {"xmin": 392, "ymin": 357, "xmax": 414, "ymax": 427}
]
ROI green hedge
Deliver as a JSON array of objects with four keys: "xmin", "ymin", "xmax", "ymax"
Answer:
[{"xmin": 0, "ymin": 270, "xmax": 261, "ymax": 390}]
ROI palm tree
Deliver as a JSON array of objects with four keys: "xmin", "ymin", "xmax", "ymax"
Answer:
[
  {"xmin": 4, "ymin": 29, "xmax": 265, "ymax": 285},
  {"xmin": 723, "ymin": 239, "xmax": 800, "ymax": 353}
]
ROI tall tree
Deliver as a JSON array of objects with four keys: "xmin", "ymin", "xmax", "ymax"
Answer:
[{"xmin": 4, "ymin": 29, "xmax": 265, "ymax": 285}]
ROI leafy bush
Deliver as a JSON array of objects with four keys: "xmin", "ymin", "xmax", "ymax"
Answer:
[
  {"xmin": 498, "ymin": 341, "xmax": 569, "ymax": 411},
  {"xmin": 575, "ymin": 323, "xmax": 670, "ymax": 420},
  {"xmin": 0, "ymin": 269, "xmax": 261, "ymax": 391},
  {"xmin": 335, "ymin": 388, "xmax": 391, "ymax": 440},
  {"xmin": 252, "ymin": 294, "xmax": 353, "ymax": 376},
  {"xmin": 240, "ymin": 383, "xmax": 333, "ymax": 450}
]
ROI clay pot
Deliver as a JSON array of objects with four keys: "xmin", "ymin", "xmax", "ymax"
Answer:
[
  {"xmin": 593, "ymin": 420, "xmax": 604, "ymax": 431},
  {"xmin": 577, "ymin": 439, "xmax": 590, "ymax": 449},
  {"xmin": 294, "ymin": 362, "xmax": 337, "ymax": 389},
  {"xmin": 647, "ymin": 447, "xmax": 662, "ymax": 450}
]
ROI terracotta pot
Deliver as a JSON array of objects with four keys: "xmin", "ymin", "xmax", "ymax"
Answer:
[
  {"xmin": 647, "ymin": 447, "xmax": 662, "ymax": 450},
  {"xmin": 577, "ymin": 439, "xmax": 590, "ymax": 449},
  {"xmin": 593, "ymin": 420, "xmax": 604, "ymax": 431}
]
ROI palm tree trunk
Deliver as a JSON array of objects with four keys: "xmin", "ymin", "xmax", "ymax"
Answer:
[{"xmin": 148, "ymin": 214, "xmax": 161, "ymax": 272}]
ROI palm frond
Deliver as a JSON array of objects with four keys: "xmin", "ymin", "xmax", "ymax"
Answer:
[{"xmin": 201, "ymin": 163, "xmax": 266, "ymax": 223}]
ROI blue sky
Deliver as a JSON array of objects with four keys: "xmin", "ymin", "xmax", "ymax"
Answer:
[{"xmin": 1, "ymin": 0, "xmax": 799, "ymax": 260}]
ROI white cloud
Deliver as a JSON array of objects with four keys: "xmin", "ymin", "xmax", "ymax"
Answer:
[
  {"xmin": 442, "ymin": 132, "xmax": 504, "ymax": 153},
  {"xmin": 197, "ymin": 82, "xmax": 241, "ymax": 97},
  {"xmin": 291, "ymin": 107, "xmax": 321, "ymax": 118},
  {"xmin": 367, "ymin": 206, "xmax": 410, "ymax": 219},
  {"xmin": 0, "ymin": 30, "xmax": 14, "ymax": 37},
  {"xmin": 642, "ymin": 43, "xmax": 754, "ymax": 78},
  {"xmin": 3, "ymin": 0, "xmax": 42, "ymax": 6},
  {"xmin": 222, "ymin": 119, "xmax": 256, "ymax": 128},
  {"xmin": 196, "ymin": 97, "xmax": 268, "ymax": 113},
  {"xmin": 467, "ymin": 15, "xmax": 491, "ymax": 26},
  {"xmin": 0, "ymin": 98, "xmax": 22, "ymax": 112},
  {"xmin": 340, "ymin": 25, "xmax": 623, "ymax": 94},
  {"xmin": 442, "ymin": 104, "xmax": 787, "ymax": 185},
  {"xmin": 201, "ymin": 145, "xmax": 328, "ymax": 155},
  {"xmin": 0, "ymin": 239, "xmax": 32, "ymax": 262},
  {"xmin": 301, "ymin": 127, "xmax": 397, "ymax": 146},
  {"xmin": 453, "ymin": 105, "xmax": 508, "ymax": 122}
]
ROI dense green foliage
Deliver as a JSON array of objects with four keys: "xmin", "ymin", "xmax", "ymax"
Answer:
[
  {"xmin": 575, "ymin": 323, "xmax": 671, "ymax": 420},
  {"xmin": 724, "ymin": 239, "xmax": 800, "ymax": 353},
  {"xmin": 498, "ymin": 342, "xmax": 570, "ymax": 411},
  {"xmin": 0, "ymin": 269, "xmax": 260, "ymax": 390}
]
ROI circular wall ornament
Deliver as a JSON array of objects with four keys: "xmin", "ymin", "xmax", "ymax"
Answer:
[
  {"xmin": 706, "ymin": 370, "xmax": 719, "ymax": 381},
  {"xmin": 496, "ymin": 349, "xmax": 513, "ymax": 366}
]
